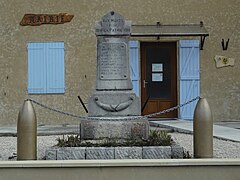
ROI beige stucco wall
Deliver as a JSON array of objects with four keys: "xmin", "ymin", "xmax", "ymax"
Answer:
[{"xmin": 0, "ymin": 0, "xmax": 239, "ymax": 126}]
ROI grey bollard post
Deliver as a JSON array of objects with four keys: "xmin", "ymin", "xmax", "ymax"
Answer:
[
  {"xmin": 193, "ymin": 97, "xmax": 213, "ymax": 158},
  {"xmin": 17, "ymin": 99, "xmax": 37, "ymax": 160}
]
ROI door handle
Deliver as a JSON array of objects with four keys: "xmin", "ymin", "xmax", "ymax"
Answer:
[{"xmin": 143, "ymin": 80, "xmax": 148, "ymax": 88}]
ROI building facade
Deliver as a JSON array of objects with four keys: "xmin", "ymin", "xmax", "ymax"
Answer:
[{"xmin": 0, "ymin": 0, "xmax": 239, "ymax": 126}]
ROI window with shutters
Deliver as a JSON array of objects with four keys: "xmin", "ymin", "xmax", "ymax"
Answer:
[{"xmin": 28, "ymin": 42, "xmax": 65, "ymax": 94}]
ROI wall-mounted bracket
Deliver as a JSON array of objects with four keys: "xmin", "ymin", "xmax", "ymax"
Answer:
[
  {"xmin": 200, "ymin": 36, "xmax": 206, "ymax": 50},
  {"xmin": 222, "ymin": 38, "xmax": 229, "ymax": 50},
  {"xmin": 156, "ymin": 22, "xmax": 161, "ymax": 40}
]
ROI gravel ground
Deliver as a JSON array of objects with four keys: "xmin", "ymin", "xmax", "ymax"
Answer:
[
  {"xmin": 170, "ymin": 132, "xmax": 240, "ymax": 158},
  {"xmin": 0, "ymin": 136, "xmax": 60, "ymax": 160},
  {"xmin": 0, "ymin": 133, "xmax": 240, "ymax": 160}
]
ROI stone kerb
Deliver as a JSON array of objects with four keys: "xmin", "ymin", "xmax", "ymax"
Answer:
[{"xmin": 45, "ymin": 146, "xmax": 184, "ymax": 160}]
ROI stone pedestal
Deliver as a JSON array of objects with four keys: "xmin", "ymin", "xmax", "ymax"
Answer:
[{"xmin": 80, "ymin": 118, "xmax": 149, "ymax": 140}]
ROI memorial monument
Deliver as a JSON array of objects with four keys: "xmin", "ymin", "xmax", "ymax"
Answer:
[{"xmin": 80, "ymin": 11, "xmax": 149, "ymax": 140}]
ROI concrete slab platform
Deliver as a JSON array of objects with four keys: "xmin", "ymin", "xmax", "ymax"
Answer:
[
  {"xmin": 150, "ymin": 120, "xmax": 240, "ymax": 142},
  {"xmin": 0, "ymin": 125, "xmax": 79, "ymax": 137},
  {"xmin": 215, "ymin": 121, "xmax": 240, "ymax": 129}
]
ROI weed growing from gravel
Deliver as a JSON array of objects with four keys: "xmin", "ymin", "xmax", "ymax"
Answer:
[{"xmin": 55, "ymin": 130, "xmax": 172, "ymax": 147}]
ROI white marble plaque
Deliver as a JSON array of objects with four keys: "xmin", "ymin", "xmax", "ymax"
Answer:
[{"xmin": 214, "ymin": 55, "xmax": 235, "ymax": 68}]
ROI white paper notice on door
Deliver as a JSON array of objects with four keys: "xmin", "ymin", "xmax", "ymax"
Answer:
[
  {"xmin": 152, "ymin": 73, "xmax": 163, "ymax": 82},
  {"xmin": 152, "ymin": 63, "xmax": 163, "ymax": 72}
]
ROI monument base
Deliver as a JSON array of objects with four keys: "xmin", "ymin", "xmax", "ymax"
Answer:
[{"xmin": 80, "ymin": 118, "xmax": 149, "ymax": 140}]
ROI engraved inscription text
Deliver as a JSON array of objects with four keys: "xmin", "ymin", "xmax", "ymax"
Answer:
[{"xmin": 99, "ymin": 42, "xmax": 127, "ymax": 80}]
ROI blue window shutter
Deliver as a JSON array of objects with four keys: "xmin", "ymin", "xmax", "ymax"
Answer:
[
  {"xmin": 129, "ymin": 41, "xmax": 140, "ymax": 96},
  {"xmin": 28, "ymin": 42, "xmax": 65, "ymax": 94},
  {"xmin": 46, "ymin": 42, "xmax": 65, "ymax": 93},
  {"xmin": 28, "ymin": 43, "xmax": 47, "ymax": 93},
  {"xmin": 179, "ymin": 40, "xmax": 200, "ymax": 120}
]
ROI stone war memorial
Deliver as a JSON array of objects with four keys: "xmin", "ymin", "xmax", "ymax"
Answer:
[{"xmin": 80, "ymin": 11, "xmax": 149, "ymax": 140}]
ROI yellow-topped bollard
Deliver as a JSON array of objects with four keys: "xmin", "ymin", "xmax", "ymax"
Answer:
[
  {"xmin": 17, "ymin": 99, "xmax": 37, "ymax": 160},
  {"xmin": 193, "ymin": 97, "xmax": 213, "ymax": 158}
]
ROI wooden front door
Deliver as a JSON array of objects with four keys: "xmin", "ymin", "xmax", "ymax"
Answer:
[{"xmin": 141, "ymin": 42, "xmax": 177, "ymax": 118}]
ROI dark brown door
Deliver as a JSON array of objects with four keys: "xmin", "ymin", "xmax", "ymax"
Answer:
[{"xmin": 141, "ymin": 42, "xmax": 177, "ymax": 118}]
